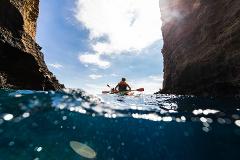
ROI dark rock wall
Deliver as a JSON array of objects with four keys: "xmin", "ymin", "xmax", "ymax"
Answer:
[
  {"xmin": 160, "ymin": 0, "xmax": 240, "ymax": 96},
  {"xmin": 0, "ymin": 0, "xmax": 64, "ymax": 90}
]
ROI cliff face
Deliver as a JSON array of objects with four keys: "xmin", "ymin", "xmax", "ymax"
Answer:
[
  {"xmin": 160, "ymin": 0, "xmax": 240, "ymax": 96},
  {"xmin": 0, "ymin": 0, "xmax": 64, "ymax": 90}
]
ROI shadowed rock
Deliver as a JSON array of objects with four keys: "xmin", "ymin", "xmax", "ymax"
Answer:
[
  {"xmin": 0, "ymin": 0, "xmax": 64, "ymax": 90},
  {"xmin": 159, "ymin": 0, "xmax": 240, "ymax": 96}
]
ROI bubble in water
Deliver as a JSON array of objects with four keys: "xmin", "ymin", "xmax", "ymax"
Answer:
[
  {"xmin": 203, "ymin": 122, "xmax": 210, "ymax": 127},
  {"xmin": 193, "ymin": 109, "xmax": 219, "ymax": 115},
  {"xmin": 16, "ymin": 94, "xmax": 22, "ymax": 98},
  {"xmin": 132, "ymin": 113, "xmax": 162, "ymax": 121},
  {"xmin": 224, "ymin": 118, "xmax": 232, "ymax": 124},
  {"xmin": 217, "ymin": 118, "xmax": 226, "ymax": 124},
  {"xmin": 181, "ymin": 116, "xmax": 186, "ymax": 122},
  {"xmin": 62, "ymin": 116, "xmax": 67, "ymax": 121},
  {"xmin": 8, "ymin": 141, "xmax": 15, "ymax": 146},
  {"xmin": 235, "ymin": 120, "xmax": 240, "ymax": 127},
  {"xmin": 176, "ymin": 118, "xmax": 181, "ymax": 122},
  {"xmin": 162, "ymin": 116, "xmax": 172, "ymax": 122},
  {"xmin": 3, "ymin": 114, "xmax": 13, "ymax": 121},
  {"xmin": 200, "ymin": 117, "xmax": 207, "ymax": 123},
  {"xmin": 203, "ymin": 109, "xmax": 219, "ymax": 115},
  {"xmin": 207, "ymin": 118, "xmax": 213, "ymax": 123},
  {"xmin": 22, "ymin": 112, "xmax": 30, "ymax": 118},
  {"xmin": 54, "ymin": 120, "xmax": 59, "ymax": 125},
  {"xmin": 70, "ymin": 141, "xmax": 96, "ymax": 159},
  {"xmin": 202, "ymin": 127, "xmax": 210, "ymax": 132},
  {"xmin": 232, "ymin": 114, "xmax": 240, "ymax": 120},
  {"xmin": 35, "ymin": 147, "xmax": 43, "ymax": 152},
  {"xmin": 193, "ymin": 109, "xmax": 203, "ymax": 115},
  {"xmin": 112, "ymin": 114, "xmax": 117, "ymax": 118}
]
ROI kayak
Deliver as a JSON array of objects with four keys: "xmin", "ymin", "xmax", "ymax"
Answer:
[
  {"xmin": 102, "ymin": 88, "xmax": 144, "ymax": 96},
  {"xmin": 117, "ymin": 91, "xmax": 134, "ymax": 96},
  {"xmin": 102, "ymin": 91, "xmax": 134, "ymax": 96}
]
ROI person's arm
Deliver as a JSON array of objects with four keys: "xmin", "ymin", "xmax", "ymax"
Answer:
[
  {"xmin": 127, "ymin": 84, "xmax": 131, "ymax": 91},
  {"xmin": 115, "ymin": 84, "xmax": 119, "ymax": 90}
]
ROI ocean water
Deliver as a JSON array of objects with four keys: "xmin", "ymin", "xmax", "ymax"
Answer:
[{"xmin": 0, "ymin": 89, "xmax": 240, "ymax": 160}]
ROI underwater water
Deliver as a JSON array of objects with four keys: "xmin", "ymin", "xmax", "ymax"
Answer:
[{"xmin": 0, "ymin": 89, "xmax": 240, "ymax": 160}]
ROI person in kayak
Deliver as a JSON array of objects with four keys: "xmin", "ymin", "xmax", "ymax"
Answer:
[{"xmin": 115, "ymin": 78, "xmax": 131, "ymax": 92}]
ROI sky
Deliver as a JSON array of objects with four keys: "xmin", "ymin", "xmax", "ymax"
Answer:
[{"xmin": 36, "ymin": 0, "xmax": 164, "ymax": 94}]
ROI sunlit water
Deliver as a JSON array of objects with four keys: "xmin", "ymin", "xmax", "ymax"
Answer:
[{"xmin": 0, "ymin": 89, "xmax": 240, "ymax": 160}]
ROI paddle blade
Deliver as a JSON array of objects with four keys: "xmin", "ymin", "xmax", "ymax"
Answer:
[
  {"xmin": 102, "ymin": 91, "xmax": 110, "ymax": 94},
  {"xmin": 136, "ymin": 88, "xmax": 144, "ymax": 92}
]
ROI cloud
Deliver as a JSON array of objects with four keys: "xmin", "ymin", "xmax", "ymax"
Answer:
[
  {"xmin": 75, "ymin": 0, "xmax": 162, "ymax": 55},
  {"xmin": 110, "ymin": 73, "xmax": 120, "ymax": 77},
  {"xmin": 48, "ymin": 63, "xmax": 64, "ymax": 69},
  {"xmin": 89, "ymin": 74, "xmax": 103, "ymax": 80},
  {"xmin": 79, "ymin": 53, "xmax": 110, "ymax": 69},
  {"xmin": 149, "ymin": 75, "xmax": 163, "ymax": 81},
  {"xmin": 84, "ymin": 83, "xmax": 106, "ymax": 95}
]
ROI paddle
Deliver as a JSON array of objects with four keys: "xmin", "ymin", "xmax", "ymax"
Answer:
[
  {"xmin": 102, "ymin": 88, "xmax": 144, "ymax": 94},
  {"xmin": 131, "ymin": 88, "xmax": 144, "ymax": 92},
  {"xmin": 102, "ymin": 84, "xmax": 113, "ymax": 94},
  {"xmin": 102, "ymin": 91, "xmax": 111, "ymax": 94}
]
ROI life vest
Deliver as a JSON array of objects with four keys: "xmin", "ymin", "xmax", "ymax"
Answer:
[{"xmin": 118, "ymin": 81, "xmax": 128, "ymax": 91}]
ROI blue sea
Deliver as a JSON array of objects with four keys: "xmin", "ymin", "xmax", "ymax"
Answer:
[{"xmin": 0, "ymin": 89, "xmax": 240, "ymax": 160}]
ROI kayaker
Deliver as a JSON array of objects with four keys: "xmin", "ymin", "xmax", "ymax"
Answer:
[{"xmin": 115, "ymin": 78, "xmax": 131, "ymax": 92}]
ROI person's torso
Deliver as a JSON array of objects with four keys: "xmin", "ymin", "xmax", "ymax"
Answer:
[{"xmin": 118, "ymin": 81, "xmax": 128, "ymax": 91}]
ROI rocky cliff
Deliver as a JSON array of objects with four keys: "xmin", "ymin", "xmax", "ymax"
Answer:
[
  {"xmin": 0, "ymin": 0, "xmax": 64, "ymax": 90},
  {"xmin": 160, "ymin": 0, "xmax": 240, "ymax": 96}
]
